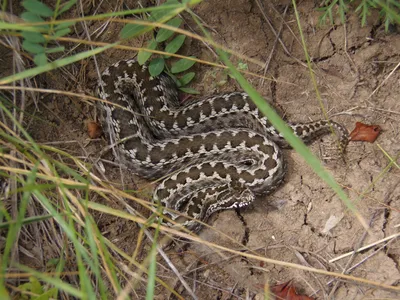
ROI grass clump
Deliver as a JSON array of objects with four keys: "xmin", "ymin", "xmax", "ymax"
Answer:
[{"xmin": 318, "ymin": 0, "xmax": 400, "ymax": 31}]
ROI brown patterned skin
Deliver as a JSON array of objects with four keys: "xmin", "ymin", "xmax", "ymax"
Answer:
[{"xmin": 98, "ymin": 59, "xmax": 349, "ymax": 231}]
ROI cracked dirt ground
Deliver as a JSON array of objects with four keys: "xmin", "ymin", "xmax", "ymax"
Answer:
[
  {"xmin": 5, "ymin": 0, "xmax": 400, "ymax": 298},
  {"xmin": 176, "ymin": 1, "xmax": 400, "ymax": 298}
]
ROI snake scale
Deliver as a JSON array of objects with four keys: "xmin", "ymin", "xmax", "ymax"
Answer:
[{"xmin": 97, "ymin": 59, "xmax": 349, "ymax": 232}]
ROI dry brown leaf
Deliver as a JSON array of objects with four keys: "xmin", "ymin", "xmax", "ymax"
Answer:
[
  {"xmin": 270, "ymin": 281, "xmax": 314, "ymax": 300},
  {"xmin": 87, "ymin": 121, "xmax": 102, "ymax": 139},
  {"xmin": 349, "ymin": 122, "xmax": 381, "ymax": 143}
]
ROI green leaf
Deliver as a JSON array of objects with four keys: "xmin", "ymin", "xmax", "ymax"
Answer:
[
  {"xmin": 167, "ymin": 72, "xmax": 180, "ymax": 86},
  {"xmin": 22, "ymin": 0, "xmax": 54, "ymax": 17},
  {"xmin": 179, "ymin": 72, "xmax": 195, "ymax": 86},
  {"xmin": 120, "ymin": 23, "xmax": 151, "ymax": 40},
  {"xmin": 119, "ymin": 0, "xmax": 185, "ymax": 39},
  {"xmin": 164, "ymin": 34, "xmax": 186, "ymax": 57},
  {"xmin": 21, "ymin": 31, "xmax": 45, "ymax": 43},
  {"xmin": 29, "ymin": 276, "xmax": 44, "ymax": 295},
  {"xmin": 149, "ymin": 58, "xmax": 165, "ymax": 77},
  {"xmin": 179, "ymin": 87, "xmax": 200, "ymax": 94},
  {"xmin": 138, "ymin": 39, "xmax": 158, "ymax": 65},
  {"xmin": 36, "ymin": 287, "xmax": 58, "ymax": 300},
  {"xmin": 58, "ymin": 0, "xmax": 77, "ymax": 16},
  {"xmin": 171, "ymin": 57, "xmax": 196, "ymax": 73},
  {"xmin": 54, "ymin": 21, "xmax": 75, "ymax": 31},
  {"xmin": 33, "ymin": 53, "xmax": 47, "ymax": 66},
  {"xmin": 21, "ymin": 11, "xmax": 44, "ymax": 22},
  {"xmin": 19, "ymin": 282, "xmax": 33, "ymax": 292},
  {"xmin": 156, "ymin": 17, "xmax": 182, "ymax": 42},
  {"xmin": 237, "ymin": 62, "xmax": 248, "ymax": 70},
  {"xmin": 46, "ymin": 258, "xmax": 60, "ymax": 267},
  {"xmin": 20, "ymin": 12, "xmax": 49, "ymax": 30},
  {"xmin": 17, "ymin": 264, "xmax": 83, "ymax": 298},
  {"xmin": 22, "ymin": 40, "xmax": 45, "ymax": 54},
  {"xmin": 150, "ymin": 0, "xmax": 180, "ymax": 22},
  {"xmin": 52, "ymin": 28, "xmax": 70, "ymax": 38},
  {"xmin": 45, "ymin": 46, "xmax": 65, "ymax": 54}
]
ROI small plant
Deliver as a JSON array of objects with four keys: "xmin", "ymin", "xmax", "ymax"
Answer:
[
  {"xmin": 211, "ymin": 60, "xmax": 248, "ymax": 88},
  {"xmin": 120, "ymin": 0, "xmax": 198, "ymax": 94},
  {"xmin": 318, "ymin": 0, "xmax": 399, "ymax": 32},
  {"xmin": 17, "ymin": 276, "xmax": 58, "ymax": 300},
  {"xmin": 20, "ymin": 0, "xmax": 77, "ymax": 66}
]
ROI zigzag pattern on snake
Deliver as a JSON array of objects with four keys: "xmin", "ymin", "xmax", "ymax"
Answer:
[{"xmin": 97, "ymin": 59, "xmax": 349, "ymax": 232}]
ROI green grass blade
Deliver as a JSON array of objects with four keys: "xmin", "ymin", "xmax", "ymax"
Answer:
[
  {"xmin": 0, "ymin": 163, "xmax": 39, "ymax": 288},
  {"xmin": 0, "ymin": 43, "xmax": 116, "ymax": 85},
  {"xmin": 145, "ymin": 208, "xmax": 163, "ymax": 300},
  {"xmin": 0, "ymin": 213, "xmax": 56, "ymax": 229}
]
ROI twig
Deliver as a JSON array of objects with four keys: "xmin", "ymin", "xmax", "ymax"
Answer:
[
  {"xmin": 259, "ymin": 5, "xmax": 289, "ymax": 87},
  {"xmin": 365, "ymin": 61, "xmax": 400, "ymax": 105},
  {"xmin": 255, "ymin": 0, "xmax": 308, "ymax": 68},
  {"xmin": 329, "ymin": 232, "xmax": 400, "ymax": 263},
  {"xmin": 327, "ymin": 210, "xmax": 380, "ymax": 298}
]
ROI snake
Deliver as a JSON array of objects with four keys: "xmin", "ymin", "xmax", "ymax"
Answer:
[{"xmin": 97, "ymin": 58, "xmax": 349, "ymax": 232}]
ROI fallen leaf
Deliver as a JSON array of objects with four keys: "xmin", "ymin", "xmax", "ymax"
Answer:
[
  {"xmin": 349, "ymin": 122, "xmax": 381, "ymax": 143},
  {"xmin": 270, "ymin": 281, "xmax": 314, "ymax": 300},
  {"xmin": 87, "ymin": 121, "xmax": 102, "ymax": 139},
  {"xmin": 321, "ymin": 213, "xmax": 344, "ymax": 234}
]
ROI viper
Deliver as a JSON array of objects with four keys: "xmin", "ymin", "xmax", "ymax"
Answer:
[{"xmin": 97, "ymin": 59, "xmax": 349, "ymax": 232}]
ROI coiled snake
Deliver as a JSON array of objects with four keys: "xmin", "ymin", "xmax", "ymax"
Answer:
[{"xmin": 97, "ymin": 59, "xmax": 349, "ymax": 232}]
